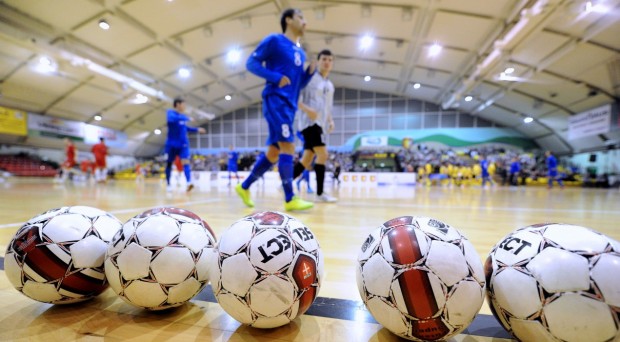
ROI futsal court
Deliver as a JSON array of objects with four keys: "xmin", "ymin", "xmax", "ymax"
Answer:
[{"xmin": 1, "ymin": 177, "xmax": 618, "ymax": 341}]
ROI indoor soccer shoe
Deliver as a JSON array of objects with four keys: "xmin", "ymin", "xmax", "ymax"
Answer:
[
  {"xmin": 316, "ymin": 193, "xmax": 337, "ymax": 202},
  {"xmin": 284, "ymin": 196, "xmax": 314, "ymax": 211},
  {"xmin": 235, "ymin": 183, "xmax": 254, "ymax": 207}
]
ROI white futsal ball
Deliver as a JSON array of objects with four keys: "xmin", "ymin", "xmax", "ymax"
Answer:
[
  {"xmin": 104, "ymin": 207, "xmax": 217, "ymax": 310},
  {"xmin": 485, "ymin": 223, "xmax": 620, "ymax": 342},
  {"xmin": 356, "ymin": 216, "xmax": 485, "ymax": 341},
  {"xmin": 4, "ymin": 206, "xmax": 122, "ymax": 304},
  {"xmin": 212, "ymin": 211, "xmax": 324, "ymax": 328}
]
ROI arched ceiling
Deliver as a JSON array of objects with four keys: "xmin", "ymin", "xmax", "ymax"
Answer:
[{"xmin": 0, "ymin": 0, "xmax": 618, "ymax": 156}]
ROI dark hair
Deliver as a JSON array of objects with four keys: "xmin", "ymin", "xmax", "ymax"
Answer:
[
  {"xmin": 280, "ymin": 8, "xmax": 297, "ymax": 33},
  {"xmin": 173, "ymin": 97, "xmax": 184, "ymax": 107},
  {"xmin": 99, "ymin": 137, "xmax": 105, "ymax": 142},
  {"xmin": 317, "ymin": 49, "xmax": 332, "ymax": 60}
]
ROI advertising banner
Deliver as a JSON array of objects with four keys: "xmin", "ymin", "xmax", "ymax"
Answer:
[
  {"xmin": 0, "ymin": 106, "xmax": 27, "ymax": 136},
  {"xmin": 568, "ymin": 104, "xmax": 611, "ymax": 140}
]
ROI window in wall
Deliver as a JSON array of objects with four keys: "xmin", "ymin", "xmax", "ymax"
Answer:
[
  {"xmin": 390, "ymin": 115, "xmax": 407, "ymax": 129},
  {"xmin": 375, "ymin": 115, "xmax": 390, "ymax": 130},
  {"xmin": 223, "ymin": 121, "xmax": 233, "ymax": 134},
  {"xmin": 332, "ymin": 118, "xmax": 344, "ymax": 131},
  {"xmin": 375, "ymin": 100, "xmax": 390, "ymax": 114},
  {"xmin": 441, "ymin": 113, "xmax": 457, "ymax": 128},
  {"xmin": 360, "ymin": 90, "xmax": 374, "ymax": 101},
  {"xmin": 477, "ymin": 117, "xmax": 494, "ymax": 127},
  {"xmin": 248, "ymin": 135, "xmax": 260, "ymax": 147},
  {"xmin": 260, "ymin": 119, "xmax": 268, "ymax": 132},
  {"xmin": 344, "ymin": 102, "xmax": 357, "ymax": 116},
  {"xmin": 211, "ymin": 120, "xmax": 222, "ymax": 134},
  {"xmin": 391, "ymin": 99, "xmax": 407, "ymax": 113},
  {"xmin": 334, "ymin": 88, "xmax": 344, "ymax": 102},
  {"xmin": 234, "ymin": 136, "xmax": 246, "ymax": 148},
  {"xmin": 235, "ymin": 120, "xmax": 246, "ymax": 134},
  {"xmin": 211, "ymin": 135, "xmax": 222, "ymax": 148},
  {"xmin": 343, "ymin": 133, "xmax": 357, "ymax": 145},
  {"xmin": 359, "ymin": 101, "xmax": 375, "ymax": 116},
  {"xmin": 332, "ymin": 104, "xmax": 344, "ymax": 118},
  {"xmin": 424, "ymin": 102, "xmax": 440, "ymax": 113},
  {"xmin": 375, "ymin": 92, "xmax": 389, "ymax": 99},
  {"xmin": 425, "ymin": 113, "xmax": 439, "ymax": 128},
  {"xmin": 360, "ymin": 117, "xmax": 373, "ymax": 130},
  {"xmin": 408, "ymin": 99, "xmax": 422, "ymax": 112},
  {"xmin": 328, "ymin": 134, "xmax": 342, "ymax": 146},
  {"xmin": 406, "ymin": 114, "xmax": 422, "ymax": 129},
  {"xmin": 344, "ymin": 88, "xmax": 359, "ymax": 101},
  {"xmin": 460, "ymin": 113, "xmax": 474, "ymax": 127},
  {"xmin": 223, "ymin": 135, "xmax": 234, "ymax": 147},
  {"xmin": 247, "ymin": 106, "xmax": 259, "ymax": 119},
  {"xmin": 344, "ymin": 117, "xmax": 358, "ymax": 131}
]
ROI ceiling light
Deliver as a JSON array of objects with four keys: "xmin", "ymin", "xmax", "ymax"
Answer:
[
  {"xmin": 94, "ymin": 115, "xmax": 102, "ymax": 121},
  {"xmin": 359, "ymin": 35, "xmax": 374, "ymax": 51},
  {"xmin": 36, "ymin": 56, "xmax": 57, "ymax": 73},
  {"xmin": 132, "ymin": 94, "xmax": 148, "ymax": 104},
  {"xmin": 98, "ymin": 19, "xmax": 110, "ymax": 30},
  {"xmin": 154, "ymin": 128, "xmax": 162, "ymax": 135},
  {"xmin": 464, "ymin": 96, "xmax": 473, "ymax": 102},
  {"xmin": 225, "ymin": 95, "xmax": 232, "ymax": 101},
  {"xmin": 523, "ymin": 117, "xmax": 534, "ymax": 123},
  {"xmin": 364, "ymin": 75, "xmax": 371, "ymax": 82},
  {"xmin": 226, "ymin": 49, "xmax": 242, "ymax": 65},
  {"xmin": 177, "ymin": 67, "xmax": 191, "ymax": 78},
  {"xmin": 585, "ymin": 1, "xmax": 609, "ymax": 13},
  {"xmin": 504, "ymin": 67, "xmax": 515, "ymax": 74},
  {"xmin": 412, "ymin": 83, "xmax": 421, "ymax": 89},
  {"xmin": 428, "ymin": 43, "xmax": 442, "ymax": 57}
]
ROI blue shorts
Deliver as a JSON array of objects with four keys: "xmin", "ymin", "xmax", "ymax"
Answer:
[
  {"xmin": 548, "ymin": 170, "xmax": 558, "ymax": 178},
  {"xmin": 263, "ymin": 95, "xmax": 295, "ymax": 146},
  {"xmin": 228, "ymin": 163, "xmax": 238, "ymax": 172},
  {"xmin": 165, "ymin": 145, "xmax": 190, "ymax": 163}
]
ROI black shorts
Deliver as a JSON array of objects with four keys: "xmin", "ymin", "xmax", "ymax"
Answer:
[{"xmin": 300, "ymin": 124, "xmax": 326, "ymax": 150}]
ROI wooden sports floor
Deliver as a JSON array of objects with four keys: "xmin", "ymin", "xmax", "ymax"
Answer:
[{"xmin": 1, "ymin": 177, "xmax": 618, "ymax": 341}]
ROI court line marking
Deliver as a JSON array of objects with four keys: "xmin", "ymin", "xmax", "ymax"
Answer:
[
  {"xmin": 0, "ymin": 198, "xmax": 221, "ymax": 230},
  {"xmin": 338, "ymin": 201, "xmax": 620, "ymax": 215}
]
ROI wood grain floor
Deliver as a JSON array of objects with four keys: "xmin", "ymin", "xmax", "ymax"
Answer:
[{"xmin": 1, "ymin": 177, "xmax": 618, "ymax": 341}]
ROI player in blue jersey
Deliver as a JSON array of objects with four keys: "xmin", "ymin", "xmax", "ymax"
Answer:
[
  {"xmin": 545, "ymin": 150, "xmax": 564, "ymax": 189},
  {"xmin": 509, "ymin": 157, "xmax": 520, "ymax": 186},
  {"xmin": 235, "ymin": 8, "xmax": 316, "ymax": 211},
  {"xmin": 227, "ymin": 145, "xmax": 240, "ymax": 185},
  {"xmin": 165, "ymin": 97, "xmax": 205, "ymax": 192},
  {"xmin": 480, "ymin": 155, "xmax": 494, "ymax": 187}
]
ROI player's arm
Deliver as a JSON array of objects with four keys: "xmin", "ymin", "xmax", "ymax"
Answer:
[
  {"xmin": 298, "ymin": 100, "xmax": 318, "ymax": 121},
  {"xmin": 326, "ymin": 86, "xmax": 335, "ymax": 133},
  {"xmin": 246, "ymin": 35, "xmax": 284, "ymax": 85},
  {"xmin": 299, "ymin": 60, "xmax": 316, "ymax": 89}
]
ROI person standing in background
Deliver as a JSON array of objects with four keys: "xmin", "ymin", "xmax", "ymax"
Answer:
[
  {"xmin": 165, "ymin": 97, "xmax": 206, "ymax": 192},
  {"xmin": 91, "ymin": 137, "xmax": 108, "ymax": 183}
]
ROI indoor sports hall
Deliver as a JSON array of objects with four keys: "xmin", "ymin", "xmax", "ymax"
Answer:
[{"xmin": 0, "ymin": 1, "xmax": 619, "ymax": 341}]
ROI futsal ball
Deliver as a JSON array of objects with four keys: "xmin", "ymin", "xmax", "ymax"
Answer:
[
  {"xmin": 485, "ymin": 223, "xmax": 620, "ymax": 342},
  {"xmin": 4, "ymin": 206, "xmax": 122, "ymax": 304},
  {"xmin": 212, "ymin": 211, "xmax": 324, "ymax": 328},
  {"xmin": 356, "ymin": 216, "xmax": 485, "ymax": 341},
  {"xmin": 104, "ymin": 207, "xmax": 217, "ymax": 310}
]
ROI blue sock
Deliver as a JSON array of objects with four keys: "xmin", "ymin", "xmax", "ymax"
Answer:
[
  {"xmin": 183, "ymin": 164, "xmax": 191, "ymax": 183},
  {"xmin": 242, "ymin": 154, "xmax": 273, "ymax": 190},
  {"xmin": 279, "ymin": 154, "xmax": 294, "ymax": 202},
  {"xmin": 165, "ymin": 162, "xmax": 172, "ymax": 185}
]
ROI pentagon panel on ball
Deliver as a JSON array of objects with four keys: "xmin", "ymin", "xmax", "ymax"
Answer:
[
  {"xmin": 4, "ymin": 206, "xmax": 123, "ymax": 304},
  {"xmin": 356, "ymin": 216, "xmax": 485, "ymax": 341},
  {"xmin": 104, "ymin": 207, "xmax": 217, "ymax": 310},
  {"xmin": 212, "ymin": 211, "xmax": 324, "ymax": 329},
  {"xmin": 485, "ymin": 223, "xmax": 620, "ymax": 342}
]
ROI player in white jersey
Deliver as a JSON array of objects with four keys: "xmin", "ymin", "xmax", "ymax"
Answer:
[{"xmin": 293, "ymin": 49, "xmax": 337, "ymax": 202}]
